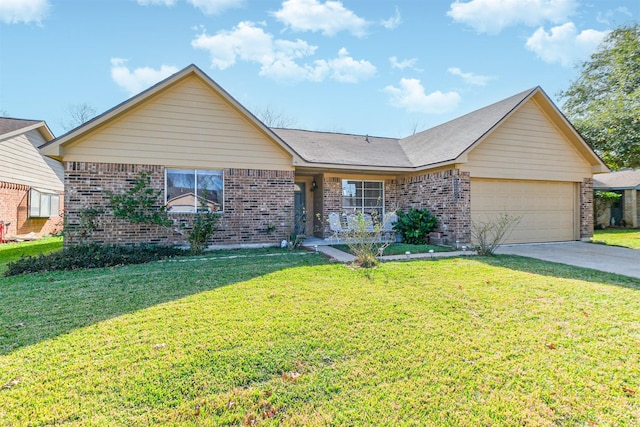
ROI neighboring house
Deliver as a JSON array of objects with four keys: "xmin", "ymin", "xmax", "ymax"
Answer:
[
  {"xmin": 40, "ymin": 64, "xmax": 607, "ymax": 247},
  {"xmin": 0, "ymin": 118, "xmax": 64, "ymax": 239},
  {"xmin": 593, "ymin": 169, "xmax": 640, "ymax": 228}
]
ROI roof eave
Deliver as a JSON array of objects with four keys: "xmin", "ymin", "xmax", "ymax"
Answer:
[{"xmin": 1, "ymin": 121, "xmax": 54, "ymax": 143}]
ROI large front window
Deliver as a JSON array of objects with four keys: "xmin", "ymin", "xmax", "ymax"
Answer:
[
  {"xmin": 166, "ymin": 169, "xmax": 223, "ymax": 212},
  {"xmin": 341, "ymin": 180, "xmax": 384, "ymax": 217}
]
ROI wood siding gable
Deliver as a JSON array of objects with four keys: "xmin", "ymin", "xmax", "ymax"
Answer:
[
  {"xmin": 461, "ymin": 98, "xmax": 593, "ymax": 182},
  {"xmin": 0, "ymin": 128, "xmax": 63, "ymax": 191},
  {"xmin": 59, "ymin": 75, "xmax": 293, "ymax": 170}
]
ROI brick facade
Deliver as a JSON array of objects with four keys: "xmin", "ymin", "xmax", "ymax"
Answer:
[
  {"xmin": 398, "ymin": 169, "xmax": 471, "ymax": 244},
  {"xmin": 63, "ymin": 162, "xmax": 294, "ymax": 247},
  {"xmin": 580, "ymin": 178, "xmax": 594, "ymax": 240},
  {"xmin": 61, "ymin": 161, "xmax": 595, "ymax": 247},
  {"xmin": 0, "ymin": 181, "xmax": 63, "ymax": 238}
]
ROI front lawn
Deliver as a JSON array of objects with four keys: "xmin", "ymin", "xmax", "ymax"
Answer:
[
  {"xmin": 0, "ymin": 236, "xmax": 63, "ymax": 273},
  {"xmin": 592, "ymin": 228, "xmax": 640, "ymax": 249},
  {"xmin": 1, "ymin": 251, "xmax": 638, "ymax": 425}
]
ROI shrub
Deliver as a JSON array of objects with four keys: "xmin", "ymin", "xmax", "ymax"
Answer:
[
  {"xmin": 393, "ymin": 208, "xmax": 438, "ymax": 244},
  {"xmin": 105, "ymin": 172, "xmax": 172, "ymax": 227},
  {"xmin": 4, "ymin": 244, "xmax": 186, "ymax": 276},
  {"xmin": 188, "ymin": 209, "xmax": 220, "ymax": 254},
  {"xmin": 330, "ymin": 211, "xmax": 395, "ymax": 268},
  {"xmin": 471, "ymin": 213, "xmax": 521, "ymax": 256}
]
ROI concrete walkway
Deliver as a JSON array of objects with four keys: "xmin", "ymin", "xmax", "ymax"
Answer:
[
  {"xmin": 309, "ymin": 244, "xmax": 475, "ymax": 264},
  {"xmin": 310, "ymin": 240, "xmax": 640, "ymax": 280},
  {"xmin": 496, "ymin": 241, "xmax": 640, "ymax": 279}
]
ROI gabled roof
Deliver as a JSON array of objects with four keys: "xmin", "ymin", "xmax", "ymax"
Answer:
[
  {"xmin": 39, "ymin": 64, "xmax": 606, "ymax": 174},
  {"xmin": 277, "ymin": 86, "xmax": 607, "ymax": 172},
  {"xmin": 398, "ymin": 88, "xmax": 537, "ymax": 167},
  {"xmin": 0, "ymin": 117, "xmax": 54, "ymax": 144},
  {"xmin": 593, "ymin": 169, "xmax": 640, "ymax": 190},
  {"xmin": 40, "ymin": 64, "xmax": 301, "ymax": 161}
]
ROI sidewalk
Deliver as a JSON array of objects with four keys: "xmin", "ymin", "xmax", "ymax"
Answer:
[{"xmin": 308, "ymin": 243, "xmax": 475, "ymax": 264}]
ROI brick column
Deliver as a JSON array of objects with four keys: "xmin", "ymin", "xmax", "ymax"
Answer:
[{"xmin": 580, "ymin": 178, "xmax": 594, "ymax": 240}]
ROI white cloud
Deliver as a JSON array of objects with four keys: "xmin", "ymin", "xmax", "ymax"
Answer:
[
  {"xmin": 447, "ymin": 0, "xmax": 579, "ymax": 34},
  {"xmin": 136, "ymin": 0, "xmax": 243, "ymax": 15},
  {"xmin": 389, "ymin": 56, "xmax": 418, "ymax": 70},
  {"xmin": 381, "ymin": 7, "xmax": 401, "ymax": 29},
  {"xmin": 323, "ymin": 48, "xmax": 376, "ymax": 83},
  {"xmin": 187, "ymin": 0, "xmax": 243, "ymax": 15},
  {"xmin": 272, "ymin": 0, "xmax": 368, "ymax": 37},
  {"xmin": 0, "ymin": 0, "xmax": 50, "ymax": 24},
  {"xmin": 383, "ymin": 78, "xmax": 461, "ymax": 114},
  {"xmin": 110, "ymin": 59, "xmax": 180, "ymax": 95},
  {"xmin": 192, "ymin": 22, "xmax": 376, "ymax": 83},
  {"xmin": 448, "ymin": 67, "xmax": 494, "ymax": 86},
  {"xmin": 525, "ymin": 22, "xmax": 609, "ymax": 67},
  {"xmin": 191, "ymin": 21, "xmax": 275, "ymax": 70}
]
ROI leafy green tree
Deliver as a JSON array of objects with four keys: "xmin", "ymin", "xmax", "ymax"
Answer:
[{"xmin": 560, "ymin": 24, "xmax": 640, "ymax": 170}]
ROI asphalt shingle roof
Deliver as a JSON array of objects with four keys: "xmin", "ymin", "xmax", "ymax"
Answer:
[
  {"xmin": 399, "ymin": 88, "xmax": 536, "ymax": 167},
  {"xmin": 593, "ymin": 169, "xmax": 640, "ymax": 189},
  {"xmin": 0, "ymin": 117, "xmax": 41, "ymax": 137},
  {"xmin": 272, "ymin": 88, "xmax": 537, "ymax": 169},
  {"xmin": 271, "ymin": 129, "xmax": 409, "ymax": 168}
]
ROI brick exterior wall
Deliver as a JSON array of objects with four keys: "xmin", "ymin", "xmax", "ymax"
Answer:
[
  {"xmin": 398, "ymin": 169, "xmax": 471, "ymax": 244},
  {"xmin": 0, "ymin": 181, "xmax": 64, "ymax": 238},
  {"xmin": 580, "ymin": 178, "xmax": 594, "ymax": 239},
  {"xmin": 63, "ymin": 162, "xmax": 294, "ymax": 247}
]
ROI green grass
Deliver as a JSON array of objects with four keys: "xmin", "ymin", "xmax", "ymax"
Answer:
[
  {"xmin": 1, "ymin": 251, "xmax": 639, "ymax": 425},
  {"xmin": 332, "ymin": 242, "xmax": 453, "ymax": 256},
  {"xmin": 592, "ymin": 228, "xmax": 640, "ymax": 249},
  {"xmin": 0, "ymin": 236, "xmax": 63, "ymax": 273}
]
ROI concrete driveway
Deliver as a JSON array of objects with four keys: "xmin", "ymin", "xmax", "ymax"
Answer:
[{"xmin": 496, "ymin": 241, "xmax": 640, "ymax": 279}]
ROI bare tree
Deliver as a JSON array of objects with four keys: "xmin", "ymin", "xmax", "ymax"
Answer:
[
  {"xmin": 408, "ymin": 118, "xmax": 427, "ymax": 135},
  {"xmin": 254, "ymin": 106, "xmax": 297, "ymax": 128},
  {"xmin": 61, "ymin": 103, "xmax": 96, "ymax": 131}
]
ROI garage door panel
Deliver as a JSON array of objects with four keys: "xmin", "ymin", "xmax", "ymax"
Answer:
[{"xmin": 471, "ymin": 179, "xmax": 576, "ymax": 244}]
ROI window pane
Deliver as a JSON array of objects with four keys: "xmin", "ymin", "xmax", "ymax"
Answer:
[
  {"xmin": 196, "ymin": 170, "xmax": 223, "ymax": 212},
  {"xmin": 341, "ymin": 180, "xmax": 384, "ymax": 216},
  {"xmin": 342, "ymin": 197, "xmax": 358, "ymax": 208},
  {"xmin": 41, "ymin": 195, "xmax": 51, "ymax": 217},
  {"xmin": 51, "ymin": 195, "xmax": 60, "ymax": 216},
  {"xmin": 364, "ymin": 198, "xmax": 380, "ymax": 207},
  {"xmin": 29, "ymin": 189, "xmax": 41, "ymax": 217},
  {"xmin": 364, "ymin": 181, "xmax": 382, "ymax": 190},
  {"xmin": 342, "ymin": 181, "xmax": 357, "ymax": 197},
  {"xmin": 166, "ymin": 169, "xmax": 196, "ymax": 212}
]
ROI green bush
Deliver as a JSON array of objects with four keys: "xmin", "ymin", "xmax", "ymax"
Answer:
[
  {"xmin": 188, "ymin": 209, "xmax": 220, "ymax": 254},
  {"xmin": 4, "ymin": 244, "xmax": 186, "ymax": 276},
  {"xmin": 393, "ymin": 208, "xmax": 438, "ymax": 245}
]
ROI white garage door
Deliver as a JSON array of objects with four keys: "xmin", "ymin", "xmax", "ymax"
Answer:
[{"xmin": 471, "ymin": 179, "xmax": 577, "ymax": 244}]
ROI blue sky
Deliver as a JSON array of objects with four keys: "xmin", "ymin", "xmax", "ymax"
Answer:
[{"xmin": 1, "ymin": 0, "xmax": 637, "ymax": 138}]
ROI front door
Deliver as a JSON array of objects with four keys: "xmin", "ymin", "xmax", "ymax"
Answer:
[{"xmin": 294, "ymin": 183, "xmax": 306, "ymax": 235}]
